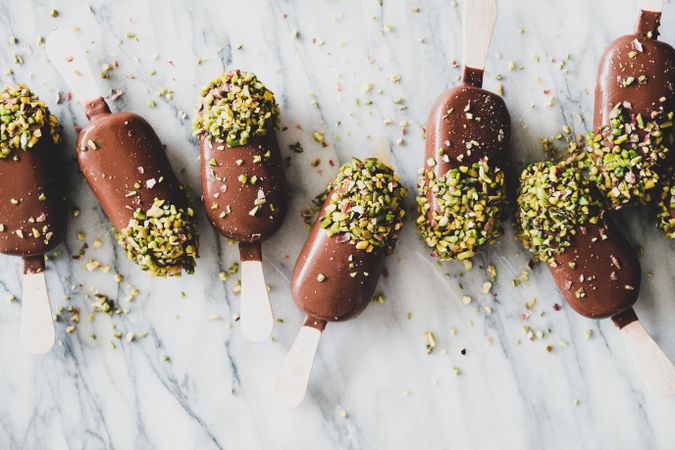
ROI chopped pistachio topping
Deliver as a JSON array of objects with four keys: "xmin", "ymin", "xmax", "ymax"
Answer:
[
  {"xmin": 516, "ymin": 158, "xmax": 602, "ymax": 263},
  {"xmin": 416, "ymin": 159, "xmax": 505, "ymax": 260},
  {"xmin": 583, "ymin": 104, "xmax": 672, "ymax": 209},
  {"xmin": 314, "ymin": 158, "xmax": 407, "ymax": 255},
  {"xmin": 0, "ymin": 83, "xmax": 61, "ymax": 158},
  {"xmin": 656, "ymin": 171, "xmax": 674, "ymax": 238},
  {"xmin": 116, "ymin": 198, "xmax": 198, "ymax": 277},
  {"xmin": 193, "ymin": 70, "xmax": 279, "ymax": 146}
]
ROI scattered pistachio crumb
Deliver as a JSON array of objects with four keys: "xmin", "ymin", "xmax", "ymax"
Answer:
[{"xmin": 423, "ymin": 331, "xmax": 436, "ymax": 354}]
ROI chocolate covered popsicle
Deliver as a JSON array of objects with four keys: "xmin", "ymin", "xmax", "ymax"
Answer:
[
  {"xmin": 517, "ymin": 158, "xmax": 675, "ymax": 396},
  {"xmin": 274, "ymin": 158, "xmax": 406, "ymax": 408},
  {"xmin": 0, "ymin": 84, "xmax": 66, "ymax": 353},
  {"xmin": 586, "ymin": 0, "xmax": 675, "ymax": 209},
  {"xmin": 193, "ymin": 70, "xmax": 287, "ymax": 341},
  {"xmin": 47, "ymin": 29, "xmax": 197, "ymax": 277},
  {"xmin": 416, "ymin": 0, "xmax": 509, "ymax": 261},
  {"xmin": 516, "ymin": 159, "xmax": 640, "ymax": 318},
  {"xmin": 78, "ymin": 99, "xmax": 197, "ymax": 276}
]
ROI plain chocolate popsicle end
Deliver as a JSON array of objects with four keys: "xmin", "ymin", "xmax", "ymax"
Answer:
[
  {"xmin": 291, "ymin": 158, "xmax": 407, "ymax": 323},
  {"xmin": 199, "ymin": 132, "xmax": 287, "ymax": 244},
  {"xmin": 23, "ymin": 254, "xmax": 46, "ymax": 274},
  {"xmin": 194, "ymin": 70, "xmax": 288, "ymax": 245},
  {"xmin": 0, "ymin": 84, "xmax": 66, "ymax": 259},
  {"xmin": 424, "ymin": 70, "xmax": 510, "ymax": 169},
  {"xmin": 417, "ymin": 67, "xmax": 510, "ymax": 260},
  {"xmin": 77, "ymin": 97, "xmax": 198, "ymax": 277}
]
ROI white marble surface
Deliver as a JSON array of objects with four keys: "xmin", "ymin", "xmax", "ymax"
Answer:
[{"xmin": 0, "ymin": 0, "xmax": 673, "ymax": 448}]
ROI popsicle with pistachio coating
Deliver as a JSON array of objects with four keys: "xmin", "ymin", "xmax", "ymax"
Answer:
[
  {"xmin": 274, "ymin": 158, "xmax": 406, "ymax": 408},
  {"xmin": 193, "ymin": 70, "xmax": 287, "ymax": 341},
  {"xmin": 516, "ymin": 157, "xmax": 675, "ymax": 396},
  {"xmin": 586, "ymin": 0, "xmax": 674, "ymax": 209},
  {"xmin": 47, "ymin": 29, "xmax": 198, "ymax": 277},
  {"xmin": 416, "ymin": 0, "xmax": 509, "ymax": 261},
  {"xmin": 0, "ymin": 83, "xmax": 67, "ymax": 353}
]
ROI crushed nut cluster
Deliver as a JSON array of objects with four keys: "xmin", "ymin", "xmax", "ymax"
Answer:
[
  {"xmin": 117, "ymin": 198, "xmax": 198, "ymax": 277},
  {"xmin": 416, "ymin": 158, "xmax": 505, "ymax": 260},
  {"xmin": 193, "ymin": 70, "xmax": 279, "ymax": 146},
  {"xmin": 516, "ymin": 158, "xmax": 603, "ymax": 263},
  {"xmin": 656, "ymin": 171, "xmax": 674, "ymax": 238},
  {"xmin": 315, "ymin": 158, "xmax": 407, "ymax": 254},
  {"xmin": 583, "ymin": 103, "xmax": 672, "ymax": 209},
  {"xmin": 0, "ymin": 83, "xmax": 61, "ymax": 158}
]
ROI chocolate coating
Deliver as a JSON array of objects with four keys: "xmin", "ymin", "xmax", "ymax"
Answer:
[
  {"xmin": 611, "ymin": 307, "xmax": 639, "ymax": 329},
  {"xmin": 199, "ymin": 131, "xmax": 287, "ymax": 244},
  {"xmin": 594, "ymin": 11, "xmax": 675, "ymax": 130},
  {"xmin": 291, "ymin": 194, "xmax": 385, "ymax": 323},
  {"xmin": 424, "ymin": 69, "xmax": 510, "ymax": 212},
  {"xmin": 77, "ymin": 98, "xmax": 187, "ymax": 231},
  {"xmin": 548, "ymin": 221, "xmax": 640, "ymax": 319},
  {"xmin": 0, "ymin": 137, "xmax": 66, "ymax": 258}
]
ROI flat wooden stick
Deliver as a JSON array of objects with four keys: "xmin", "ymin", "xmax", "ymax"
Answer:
[
  {"xmin": 20, "ymin": 257, "xmax": 55, "ymax": 354},
  {"xmin": 463, "ymin": 0, "xmax": 498, "ymax": 71},
  {"xmin": 639, "ymin": 0, "xmax": 664, "ymax": 12},
  {"xmin": 46, "ymin": 28, "xmax": 100, "ymax": 104},
  {"xmin": 619, "ymin": 320, "xmax": 675, "ymax": 397},
  {"xmin": 273, "ymin": 325, "xmax": 323, "ymax": 409}
]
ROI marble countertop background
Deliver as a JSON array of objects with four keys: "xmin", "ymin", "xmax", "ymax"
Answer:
[{"xmin": 0, "ymin": 0, "xmax": 673, "ymax": 449}]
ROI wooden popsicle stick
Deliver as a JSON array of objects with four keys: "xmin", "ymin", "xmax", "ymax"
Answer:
[
  {"xmin": 273, "ymin": 325, "xmax": 323, "ymax": 409},
  {"xmin": 618, "ymin": 320, "xmax": 675, "ymax": 397},
  {"xmin": 239, "ymin": 260, "xmax": 274, "ymax": 341},
  {"xmin": 20, "ymin": 256, "xmax": 55, "ymax": 354},
  {"xmin": 463, "ymin": 0, "xmax": 498, "ymax": 71},
  {"xmin": 46, "ymin": 28, "xmax": 100, "ymax": 104},
  {"xmin": 639, "ymin": 0, "xmax": 664, "ymax": 13},
  {"xmin": 239, "ymin": 242, "xmax": 274, "ymax": 342}
]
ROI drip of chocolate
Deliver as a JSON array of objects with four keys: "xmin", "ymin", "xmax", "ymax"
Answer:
[
  {"xmin": 462, "ymin": 66, "xmax": 485, "ymax": 88},
  {"xmin": 239, "ymin": 241, "xmax": 263, "ymax": 262},
  {"xmin": 425, "ymin": 68, "xmax": 510, "ymax": 172},
  {"xmin": 636, "ymin": 10, "xmax": 661, "ymax": 39},
  {"xmin": 611, "ymin": 307, "xmax": 639, "ymax": 329}
]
